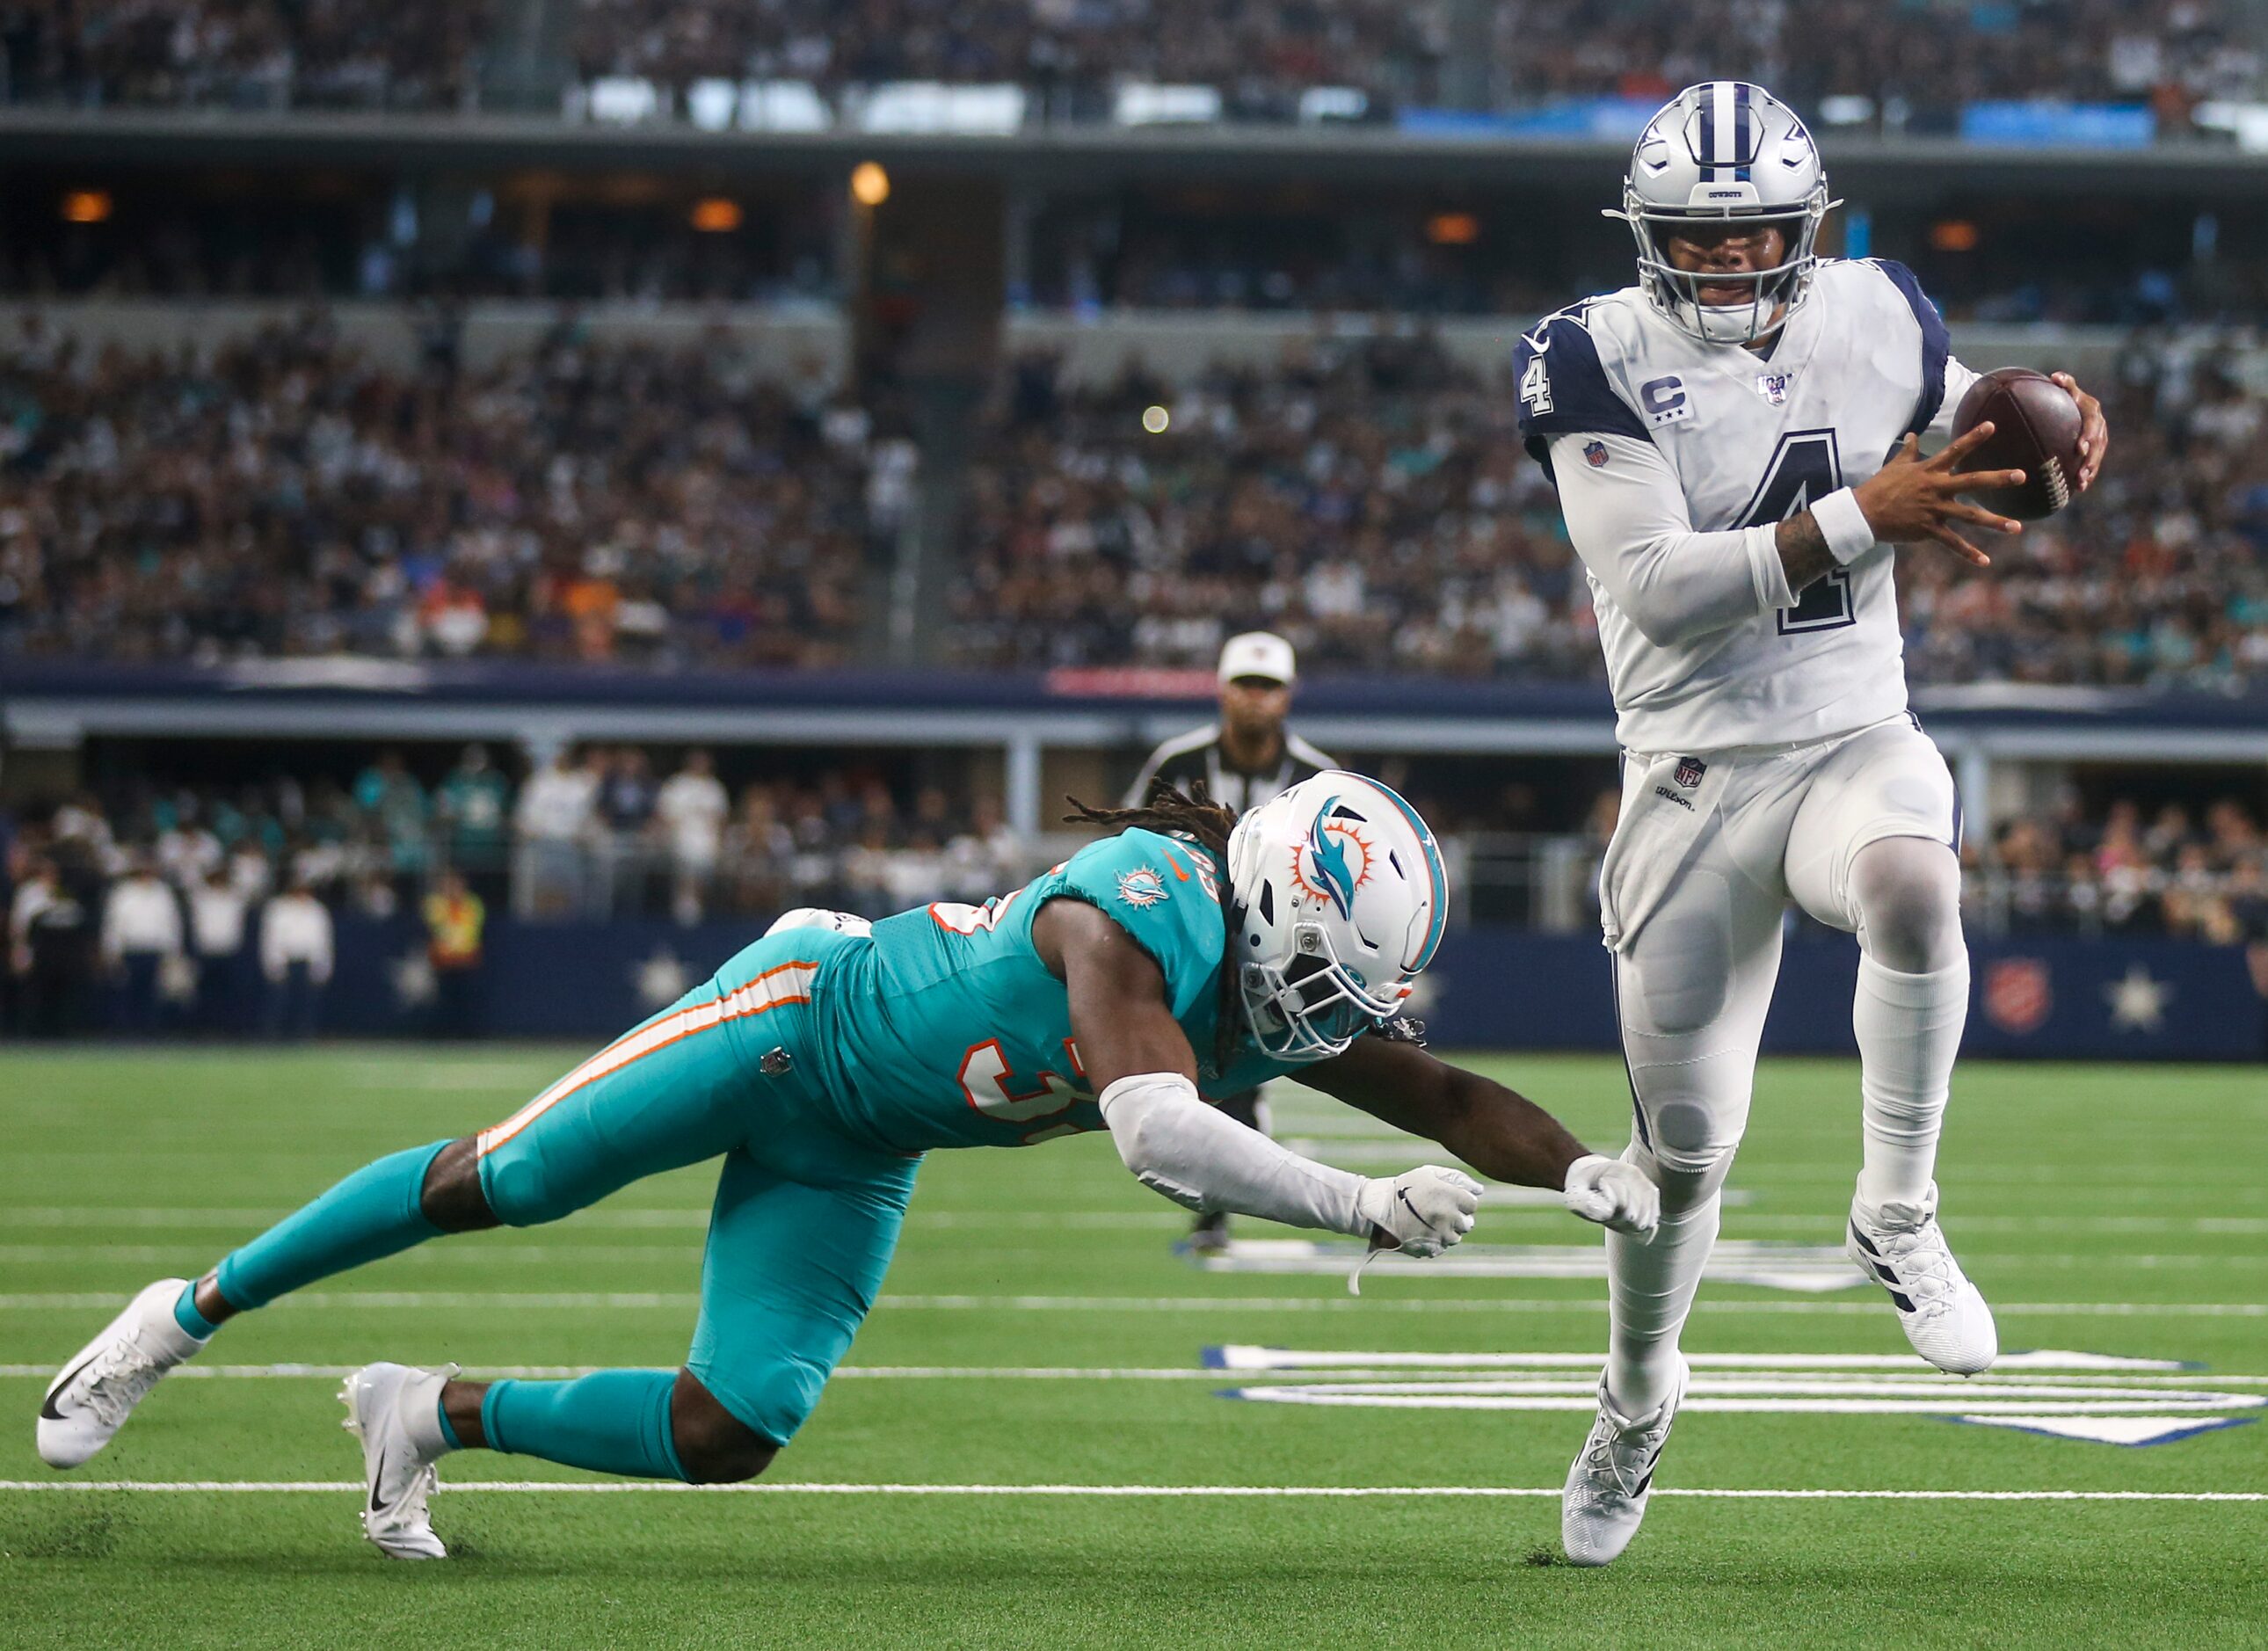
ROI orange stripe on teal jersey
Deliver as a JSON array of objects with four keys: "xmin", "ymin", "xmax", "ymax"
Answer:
[{"xmin": 476, "ymin": 960, "xmax": 818, "ymax": 1156}]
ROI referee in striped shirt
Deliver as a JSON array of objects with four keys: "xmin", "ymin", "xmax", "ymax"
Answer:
[{"xmin": 1125, "ymin": 630, "xmax": 1334, "ymax": 1254}]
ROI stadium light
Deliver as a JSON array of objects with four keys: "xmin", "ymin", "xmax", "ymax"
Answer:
[
  {"xmin": 1425, "ymin": 212, "xmax": 1480, "ymax": 246},
  {"xmin": 850, "ymin": 162, "xmax": 891, "ymax": 207},
  {"xmin": 1142, "ymin": 404, "xmax": 1170, "ymax": 433},
  {"xmin": 61, "ymin": 190, "xmax": 112, "ymax": 224},
  {"xmin": 690, "ymin": 197, "xmax": 744, "ymax": 232}
]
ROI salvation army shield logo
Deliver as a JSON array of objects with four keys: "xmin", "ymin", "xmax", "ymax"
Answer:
[{"xmin": 1983, "ymin": 957, "xmax": 2052, "ymax": 1035}]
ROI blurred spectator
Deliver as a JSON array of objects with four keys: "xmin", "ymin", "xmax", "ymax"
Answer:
[
  {"xmin": 513, "ymin": 748, "xmax": 599, "ymax": 918},
  {"xmin": 11, "ymin": 854, "xmax": 98, "ymax": 1036},
  {"xmin": 655, "ymin": 749, "xmax": 730, "ymax": 923},
  {"xmin": 437, "ymin": 745, "xmax": 512, "ymax": 905},
  {"xmin": 188, "ymin": 865, "xmax": 252, "ymax": 1036},
  {"xmin": 258, "ymin": 875, "xmax": 334, "ymax": 1040},
  {"xmin": 422, "ymin": 868, "xmax": 486, "ymax": 1039},
  {"xmin": 100, "ymin": 854, "xmax": 184, "ymax": 1036},
  {"xmin": 593, "ymin": 746, "xmax": 659, "ymax": 916},
  {"xmin": 355, "ymin": 751, "xmax": 431, "ymax": 894}
]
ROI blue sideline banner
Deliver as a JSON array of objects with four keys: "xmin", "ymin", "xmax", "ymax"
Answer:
[
  {"xmin": 317, "ymin": 920, "xmax": 2263, "ymax": 1062},
  {"xmin": 1415, "ymin": 931, "xmax": 2263, "ymax": 1060}
]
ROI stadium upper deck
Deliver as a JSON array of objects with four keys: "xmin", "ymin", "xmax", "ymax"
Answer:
[{"xmin": 0, "ymin": 0, "xmax": 2256, "ymax": 142}]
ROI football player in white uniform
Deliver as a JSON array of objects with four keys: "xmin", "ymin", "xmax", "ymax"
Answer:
[{"xmin": 1512, "ymin": 82, "xmax": 2108, "ymax": 1566}]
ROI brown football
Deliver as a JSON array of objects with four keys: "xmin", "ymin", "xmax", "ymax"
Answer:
[{"xmin": 1950, "ymin": 366, "xmax": 2083, "ymax": 520}]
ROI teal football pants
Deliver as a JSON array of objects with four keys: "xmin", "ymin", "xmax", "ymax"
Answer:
[{"xmin": 472, "ymin": 936, "xmax": 920, "ymax": 1446}]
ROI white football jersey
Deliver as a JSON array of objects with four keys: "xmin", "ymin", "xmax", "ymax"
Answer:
[{"xmin": 1514, "ymin": 258, "xmax": 1977, "ymax": 753}]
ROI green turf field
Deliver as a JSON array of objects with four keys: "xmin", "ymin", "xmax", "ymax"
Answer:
[{"xmin": 2, "ymin": 1046, "xmax": 2264, "ymax": 1649}]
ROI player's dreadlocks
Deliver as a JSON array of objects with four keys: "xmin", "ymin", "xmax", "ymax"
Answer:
[{"xmin": 1064, "ymin": 782, "xmax": 1245, "ymax": 1073}]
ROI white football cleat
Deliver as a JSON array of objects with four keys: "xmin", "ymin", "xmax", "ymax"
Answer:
[
  {"xmin": 38, "ymin": 1277, "xmax": 207, "ymax": 1469},
  {"xmin": 341, "ymin": 1361, "xmax": 456, "ymax": 1560},
  {"xmin": 1560, "ymin": 1358, "xmax": 1686, "ymax": 1567},
  {"xmin": 1849, "ymin": 1182, "xmax": 1997, "ymax": 1376}
]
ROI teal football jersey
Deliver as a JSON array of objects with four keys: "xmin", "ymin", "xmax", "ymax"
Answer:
[{"xmin": 805, "ymin": 828, "xmax": 1306, "ymax": 1153}]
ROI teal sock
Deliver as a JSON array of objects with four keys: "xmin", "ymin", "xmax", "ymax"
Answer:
[
  {"xmin": 482, "ymin": 1371, "xmax": 688, "ymax": 1482},
  {"xmin": 171, "ymin": 1284, "xmax": 218, "ymax": 1342},
  {"xmin": 435, "ymin": 1398, "xmax": 463, "ymax": 1452},
  {"xmin": 213, "ymin": 1141, "xmax": 451, "ymax": 1311}
]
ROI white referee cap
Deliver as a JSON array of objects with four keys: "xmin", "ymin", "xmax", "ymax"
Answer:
[{"xmin": 1218, "ymin": 630, "xmax": 1297, "ymax": 686}]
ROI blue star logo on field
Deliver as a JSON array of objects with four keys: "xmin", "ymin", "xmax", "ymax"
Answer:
[
  {"xmin": 2104, "ymin": 964, "xmax": 2172, "ymax": 1032},
  {"xmin": 1116, "ymin": 867, "xmax": 1168, "ymax": 910},
  {"xmin": 387, "ymin": 949, "xmax": 437, "ymax": 1008},
  {"xmin": 632, "ymin": 948, "xmax": 691, "ymax": 1010},
  {"xmin": 1293, "ymin": 799, "xmax": 1370, "ymax": 919}
]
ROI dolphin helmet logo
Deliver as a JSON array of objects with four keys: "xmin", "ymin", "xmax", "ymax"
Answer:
[{"xmin": 1305, "ymin": 796, "xmax": 1361, "ymax": 919}]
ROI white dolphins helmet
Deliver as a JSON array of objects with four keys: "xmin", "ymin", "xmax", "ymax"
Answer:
[
  {"xmin": 1607, "ymin": 81, "xmax": 1838, "ymax": 346},
  {"xmin": 1225, "ymin": 771, "xmax": 1448, "ymax": 1060}
]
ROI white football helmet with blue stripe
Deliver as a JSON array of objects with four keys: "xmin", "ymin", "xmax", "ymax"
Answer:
[
  {"xmin": 1225, "ymin": 771, "xmax": 1448, "ymax": 1060},
  {"xmin": 1608, "ymin": 81, "xmax": 1836, "ymax": 345}
]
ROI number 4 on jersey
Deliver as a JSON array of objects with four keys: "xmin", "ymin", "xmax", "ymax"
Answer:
[
  {"xmin": 1518, "ymin": 353, "xmax": 1552, "ymax": 417},
  {"xmin": 1735, "ymin": 429, "xmax": 1855, "ymax": 635}
]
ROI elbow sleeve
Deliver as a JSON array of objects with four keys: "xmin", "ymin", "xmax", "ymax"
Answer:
[{"xmin": 1099, "ymin": 1073, "xmax": 1369, "ymax": 1235}]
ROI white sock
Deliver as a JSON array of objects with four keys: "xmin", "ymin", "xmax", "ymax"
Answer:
[
  {"xmin": 1604, "ymin": 1165, "xmax": 1720, "ymax": 1418},
  {"xmin": 1852, "ymin": 952, "xmax": 1969, "ymax": 1209}
]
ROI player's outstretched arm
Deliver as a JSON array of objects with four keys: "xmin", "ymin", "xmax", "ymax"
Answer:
[
  {"xmin": 1036, "ymin": 899, "xmax": 1479, "ymax": 1256},
  {"xmin": 1305, "ymin": 1037, "xmax": 1659, "ymax": 1239}
]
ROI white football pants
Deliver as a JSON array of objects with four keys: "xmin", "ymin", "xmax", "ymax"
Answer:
[{"xmin": 1598, "ymin": 716, "xmax": 1970, "ymax": 1415}]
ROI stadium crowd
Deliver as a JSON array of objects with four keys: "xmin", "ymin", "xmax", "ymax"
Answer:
[
  {"xmin": 1973, "ymin": 793, "xmax": 2268, "ymax": 943},
  {"xmin": 1, "ymin": 745, "xmax": 1027, "ymax": 1035},
  {"xmin": 0, "ymin": 0, "xmax": 2248, "ymax": 123},
  {"xmin": 2, "ymin": 316, "xmax": 2265, "ymax": 687},
  {"xmin": 0, "ymin": 311, "xmax": 891, "ymax": 668},
  {"xmin": 949, "ymin": 330, "xmax": 2268, "ymax": 688}
]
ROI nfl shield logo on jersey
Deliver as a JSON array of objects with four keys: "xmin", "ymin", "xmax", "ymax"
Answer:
[
  {"xmin": 1673, "ymin": 756, "xmax": 1707, "ymax": 789},
  {"xmin": 1583, "ymin": 440, "xmax": 1609, "ymax": 468},
  {"xmin": 1755, "ymin": 370, "xmax": 1794, "ymax": 405}
]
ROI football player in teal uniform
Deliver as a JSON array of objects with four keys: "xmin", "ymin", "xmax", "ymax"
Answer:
[{"xmin": 38, "ymin": 773, "xmax": 1658, "ymax": 1559}]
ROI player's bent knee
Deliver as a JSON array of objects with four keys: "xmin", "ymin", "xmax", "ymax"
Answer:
[
  {"xmin": 418, "ymin": 1137, "xmax": 501, "ymax": 1233},
  {"xmin": 1850, "ymin": 839, "xmax": 1964, "ymax": 974},
  {"xmin": 670, "ymin": 1370, "xmax": 778, "ymax": 1484}
]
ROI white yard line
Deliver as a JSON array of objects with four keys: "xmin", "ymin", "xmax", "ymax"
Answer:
[
  {"xmin": 7, "ymin": 1241, "xmax": 2260, "ymax": 1271},
  {"xmin": 1, "ymin": 1291, "xmax": 2264, "ymax": 1315},
  {"xmin": 0, "ymin": 1480, "xmax": 2259, "ymax": 1502},
  {"xmin": 4, "ymin": 1363, "xmax": 2263, "ymax": 1387},
  {"xmin": 4, "ymin": 1208, "xmax": 2262, "ymax": 1236}
]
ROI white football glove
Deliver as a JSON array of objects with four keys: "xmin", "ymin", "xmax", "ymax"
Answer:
[
  {"xmin": 1356, "ymin": 1166, "xmax": 1484, "ymax": 1259},
  {"xmin": 1562, "ymin": 1153, "xmax": 1660, "ymax": 1241}
]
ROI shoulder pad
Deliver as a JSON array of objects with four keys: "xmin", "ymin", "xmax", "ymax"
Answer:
[
  {"xmin": 1854, "ymin": 258, "xmax": 1950, "ymax": 436},
  {"xmin": 1514, "ymin": 301, "xmax": 1653, "ymax": 478},
  {"xmin": 1057, "ymin": 829, "xmax": 1226, "ymax": 1019}
]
